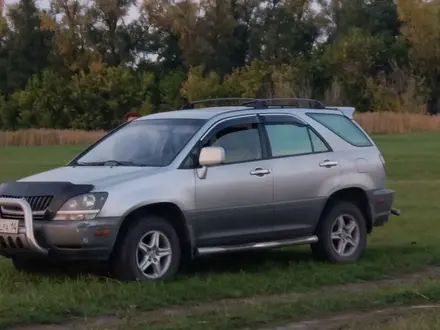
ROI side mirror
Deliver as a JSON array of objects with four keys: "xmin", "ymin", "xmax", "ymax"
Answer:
[{"xmin": 199, "ymin": 146, "xmax": 225, "ymax": 167}]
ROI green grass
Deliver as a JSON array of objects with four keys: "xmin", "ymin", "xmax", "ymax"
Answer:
[
  {"xmin": 345, "ymin": 308, "xmax": 440, "ymax": 330},
  {"xmin": 0, "ymin": 145, "xmax": 86, "ymax": 181},
  {"xmin": 0, "ymin": 132, "xmax": 440, "ymax": 328},
  {"xmin": 105, "ymin": 278, "xmax": 440, "ymax": 330}
]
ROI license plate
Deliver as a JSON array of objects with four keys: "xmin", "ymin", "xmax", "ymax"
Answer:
[{"xmin": 0, "ymin": 220, "xmax": 19, "ymax": 234}]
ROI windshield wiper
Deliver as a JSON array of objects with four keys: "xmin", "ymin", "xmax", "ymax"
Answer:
[{"xmin": 73, "ymin": 160, "xmax": 147, "ymax": 167}]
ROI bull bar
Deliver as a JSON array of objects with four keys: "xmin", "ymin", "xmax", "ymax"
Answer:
[{"xmin": 0, "ymin": 197, "xmax": 48, "ymax": 255}]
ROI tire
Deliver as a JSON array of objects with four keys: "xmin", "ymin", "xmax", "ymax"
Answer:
[
  {"xmin": 111, "ymin": 216, "xmax": 181, "ymax": 281},
  {"xmin": 311, "ymin": 201, "xmax": 367, "ymax": 263}
]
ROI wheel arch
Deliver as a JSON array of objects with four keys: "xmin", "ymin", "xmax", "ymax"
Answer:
[
  {"xmin": 319, "ymin": 187, "xmax": 373, "ymax": 233},
  {"xmin": 110, "ymin": 202, "xmax": 195, "ymax": 261}
]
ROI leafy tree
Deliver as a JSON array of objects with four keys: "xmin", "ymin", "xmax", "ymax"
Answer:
[
  {"xmin": 223, "ymin": 59, "xmax": 271, "ymax": 97},
  {"xmin": 180, "ymin": 66, "xmax": 227, "ymax": 101},
  {"xmin": 44, "ymin": 0, "xmax": 100, "ymax": 73},
  {"xmin": 320, "ymin": 28, "xmax": 386, "ymax": 110},
  {"xmin": 252, "ymin": 0, "xmax": 319, "ymax": 65},
  {"xmin": 6, "ymin": 70, "xmax": 69, "ymax": 129},
  {"xmin": 68, "ymin": 66, "xmax": 154, "ymax": 129},
  {"xmin": 1, "ymin": 0, "xmax": 439, "ymax": 131},
  {"xmin": 86, "ymin": 0, "xmax": 137, "ymax": 66},
  {"xmin": 157, "ymin": 69, "xmax": 186, "ymax": 112},
  {"xmin": 397, "ymin": 0, "xmax": 440, "ymax": 114},
  {"xmin": 0, "ymin": 0, "xmax": 53, "ymax": 95},
  {"xmin": 319, "ymin": 0, "xmax": 400, "ymax": 42},
  {"xmin": 1, "ymin": 67, "xmax": 154, "ymax": 130}
]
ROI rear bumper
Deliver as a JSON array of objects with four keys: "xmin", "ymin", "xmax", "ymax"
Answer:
[
  {"xmin": 367, "ymin": 188, "xmax": 400, "ymax": 228},
  {"xmin": 0, "ymin": 198, "xmax": 120, "ymax": 261}
]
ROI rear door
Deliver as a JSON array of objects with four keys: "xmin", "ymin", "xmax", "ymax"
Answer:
[{"xmin": 259, "ymin": 113, "xmax": 341, "ymax": 238}]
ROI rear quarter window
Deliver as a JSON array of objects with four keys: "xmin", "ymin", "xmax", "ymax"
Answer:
[{"xmin": 306, "ymin": 113, "xmax": 372, "ymax": 147}]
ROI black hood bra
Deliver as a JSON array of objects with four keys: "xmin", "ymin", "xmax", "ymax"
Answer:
[{"xmin": 0, "ymin": 181, "xmax": 94, "ymax": 219}]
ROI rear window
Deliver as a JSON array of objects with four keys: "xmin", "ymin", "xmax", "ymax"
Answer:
[{"xmin": 306, "ymin": 113, "xmax": 372, "ymax": 147}]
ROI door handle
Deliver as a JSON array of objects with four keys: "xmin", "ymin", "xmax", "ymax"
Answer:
[
  {"xmin": 250, "ymin": 167, "xmax": 271, "ymax": 176},
  {"xmin": 319, "ymin": 160, "xmax": 339, "ymax": 168}
]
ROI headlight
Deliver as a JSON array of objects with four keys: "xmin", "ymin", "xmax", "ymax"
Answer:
[{"xmin": 53, "ymin": 192, "xmax": 108, "ymax": 221}]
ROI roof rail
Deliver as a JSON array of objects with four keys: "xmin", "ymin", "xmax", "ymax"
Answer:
[{"xmin": 180, "ymin": 97, "xmax": 325, "ymax": 110}]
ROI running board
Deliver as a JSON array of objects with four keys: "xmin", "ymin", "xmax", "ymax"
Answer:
[{"xmin": 196, "ymin": 235, "xmax": 318, "ymax": 256}]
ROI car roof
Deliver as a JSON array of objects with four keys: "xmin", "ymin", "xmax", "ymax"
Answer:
[{"xmin": 136, "ymin": 106, "xmax": 346, "ymax": 121}]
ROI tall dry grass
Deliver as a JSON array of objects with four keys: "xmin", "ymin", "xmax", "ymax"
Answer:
[
  {"xmin": 0, "ymin": 129, "xmax": 105, "ymax": 147},
  {"xmin": 354, "ymin": 112, "xmax": 440, "ymax": 134},
  {"xmin": 0, "ymin": 112, "xmax": 440, "ymax": 146}
]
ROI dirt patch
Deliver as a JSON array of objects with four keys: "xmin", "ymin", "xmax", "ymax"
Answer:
[
  {"xmin": 5, "ymin": 317, "xmax": 121, "ymax": 330},
  {"xmin": 253, "ymin": 304, "xmax": 440, "ymax": 330},
  {"xmin": 9, "ymin": 266, "xmax": 440, "ymax": 330}
]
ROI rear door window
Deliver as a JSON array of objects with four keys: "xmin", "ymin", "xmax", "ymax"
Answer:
[
  {"xmin": 262, "ymin": 114, "xmax": 330, "ymax": 158},
  {"xmin": 265, "ymin": 124, "xmax": 313, "ymax": 157}
]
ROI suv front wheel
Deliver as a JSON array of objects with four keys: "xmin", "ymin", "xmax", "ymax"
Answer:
[
  {"xmin": 111, "ymin": 216, "xmax": 181, "ymax": 281},
  {"xmin": 311, "ymin": 201, "xmax": 367, "ymax": 263}
]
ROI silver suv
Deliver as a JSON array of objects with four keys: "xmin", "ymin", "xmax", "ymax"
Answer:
[{"xmin": 0, "ymin": 98, "xmax": 400, "ymax": 281}]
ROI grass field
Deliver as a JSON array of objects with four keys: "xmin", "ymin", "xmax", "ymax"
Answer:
[
  {"xmin": 1, "ymin": 132, "xmax": 440, "ymax": 329},
  {"xmin": 347, "ymin": 309, "xmax": 440, "ymax": 330}
]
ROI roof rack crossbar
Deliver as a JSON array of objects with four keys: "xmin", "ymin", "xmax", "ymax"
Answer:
[
  {"xmin": 244, "ymin": 98, "xmax": 325, "ymax": 109},
  {"xmin": 180, "ymin": 97, "xmax": 325, "ymax": 110},
  {"xmin": 261, "ymin": 97, "xmax": 324, "ymax": 105},
  {"xmin": 180, "ymin": 97, "xmax": 259, "ymax": 110}
]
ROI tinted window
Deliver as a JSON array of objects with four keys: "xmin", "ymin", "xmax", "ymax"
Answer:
[
  {"xmin": 309, "ymin": 130, "xmax": 329, "ymax": 152},
  {"xmin": 307, "ymin": 113, "xmax": 372, "ymax": 147},
  {"xmin": 74, "ymin": 119, "xmax": 206, "ymax": 167},
  {"xmin": 266, "ymin": 124, "xmax": 313, "ymax": 157},
  {"xmin": 204, "ymin": 123, "xmax": 262, "ymax": 164}
]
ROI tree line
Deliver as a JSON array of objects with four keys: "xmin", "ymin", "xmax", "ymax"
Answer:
[{"xmin": 0, "ymin": 0, "xmax": 438, "ymax": 131}]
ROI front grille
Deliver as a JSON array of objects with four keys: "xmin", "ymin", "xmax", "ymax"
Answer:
[
  {"xmin": 0, "ymin": 195, "xmax": 53, "ymax": 220},
  {"xmin": 1, "ymin": 195, "xmax": 52, "ymax": 211}
]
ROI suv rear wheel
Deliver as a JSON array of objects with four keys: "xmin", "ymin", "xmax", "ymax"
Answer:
[
  {"xmin": 111, "ymin": 216, "xmax": 181, "ymax": 281},
  {"xmin": 311, "ymin": 201, "xmax": 367, "ymax": 263}
]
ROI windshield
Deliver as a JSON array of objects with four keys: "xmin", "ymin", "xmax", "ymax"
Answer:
[{"xmin": 73, "ymin": 118, "xmax": 206, "ymax": 167}]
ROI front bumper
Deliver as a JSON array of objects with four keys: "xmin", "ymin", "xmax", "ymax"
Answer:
[
  {"xmin": 0, "ymin": 198, "xmax": 120, "ymax": 260},
  {"xmin": 367, "ymin": 188, "xmax": 401, "ymax": 228}
]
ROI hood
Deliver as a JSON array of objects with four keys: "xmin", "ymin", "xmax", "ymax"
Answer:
[{"xmin": 19, "ymin": 166, "xmax": 163, "ymax": 190}]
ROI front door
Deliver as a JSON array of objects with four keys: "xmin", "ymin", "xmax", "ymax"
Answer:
[{"xmin": 193, "ymin": 115, "xmax": 275, "ymax": 247}]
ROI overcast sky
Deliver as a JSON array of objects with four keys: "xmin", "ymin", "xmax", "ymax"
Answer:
[
  {"xmin": 4, "ymin": 0, "xmax": 141, "ymax": 21},
  {"xmin": 4, "ymin": 0, "xmax": 321, "ymax": 22}
]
